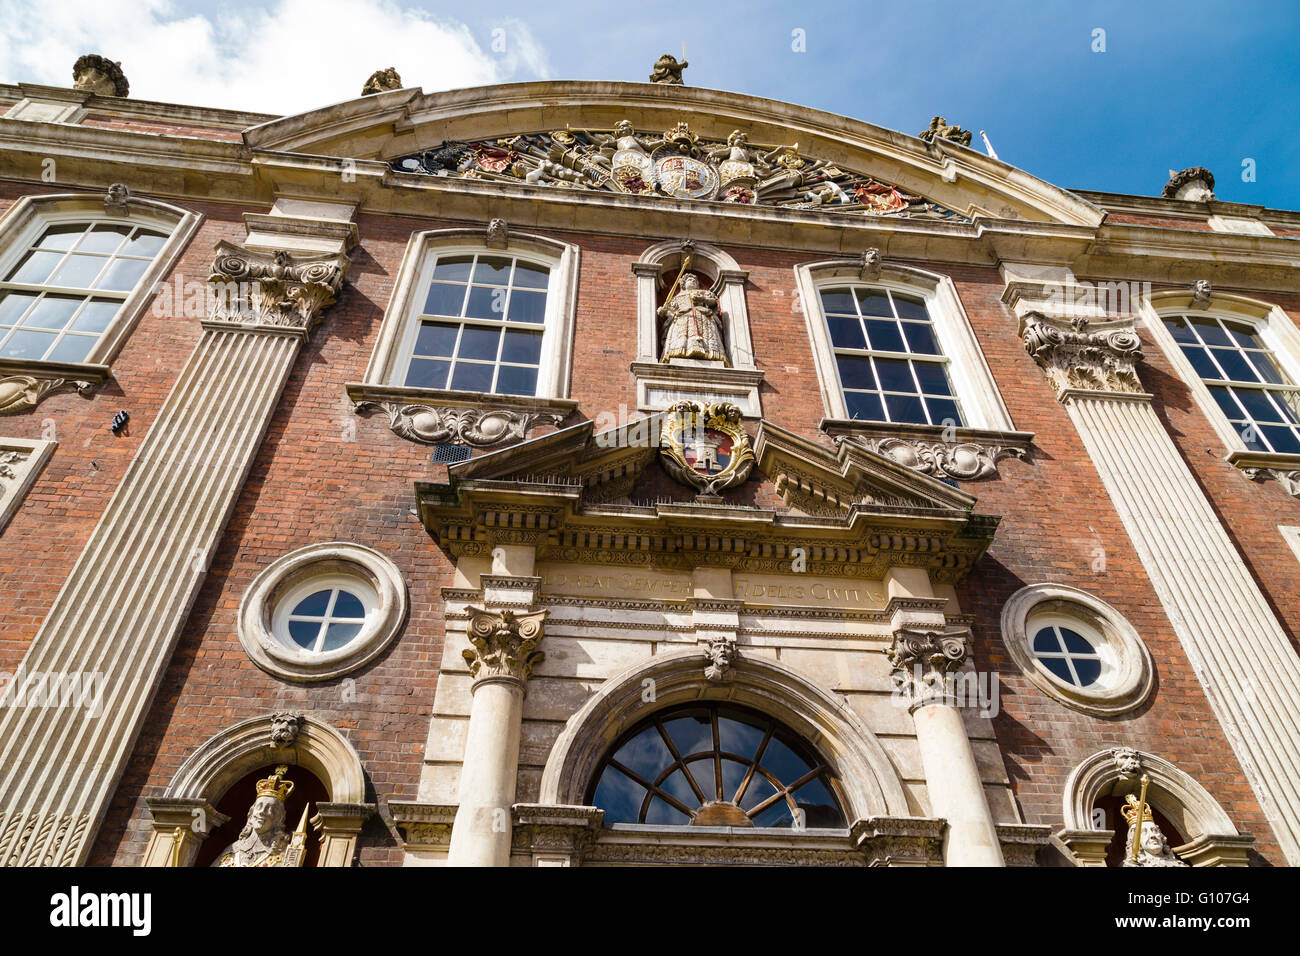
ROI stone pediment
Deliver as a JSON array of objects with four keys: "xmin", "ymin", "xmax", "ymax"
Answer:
[
  {"xmin": 242, "ymin": 82, "xmax": 1101, "ymax": 227},
  {"xmin": 415, "ymin": 417, "xmax": 998, "ymax": 582}
]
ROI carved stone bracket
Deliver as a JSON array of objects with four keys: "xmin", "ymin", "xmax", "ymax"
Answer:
[
  {"xmin": 851, "ymin": 816, "xmax": 946, "ymax": 866},
  {"xmin": 887, "ymin": 627, "xmax": 970, "ymax": 710},
  {"xmin": 208, "ymin": 242, "xmax": 348, "ymax": 334},
  {"xmin": 859, "ymin": 247, "xmax": 883, "ymax": 279},
  {"xmin": 0, "ymin": 374, "xmax": 95, "ymax": 415},
  {"xmin": 358, "ymin": 401, "xmax": 562, "ymax": 447},
  {"xmin": 485, "ymin": 217, "xmax": 508, "ymax": 249},
  {"xmin": 997, "ymin": 823, "xmax": 1054, "ymax": 866},
  {"xmin": 1019, "ymin": 311, "xmax": 1145, "ymax": 398},
  {"xmin": 104, "ymin": 183, "xmax": 130, "ymax": 215},
  {"xmin": 390, "ymin": 802, "xmax": 457, "ymax": 852},
  {"xmin": 511, "ymin": 804, "xmax": 604, "ymax": 865},
  {"xmin": 856, "ymin": 436, "xmax": 1024, "ymax": 481},
  {"xmin": 463, "ymin": 607, "xmax": 548, "ymax": 686},
  {"xmin": 1228, "ymin": 450, "xmax": 1300, "ymax": 499},
  {"xmin": 1190, "ymin": 279, "xmax": 1212, "ymax": 309}
]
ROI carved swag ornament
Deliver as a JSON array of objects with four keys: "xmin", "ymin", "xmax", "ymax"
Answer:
[{"xmin": 355, "ymin": 401, "xmax": 563, "ymax": 447}]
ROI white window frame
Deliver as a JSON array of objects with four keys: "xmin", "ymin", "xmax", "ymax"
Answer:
[
  {"xmin": 794, "ymin": 260, "xmax": 1015, "ymax": 431},
  {"xmin": 362, "ymin": 229, "xmax": 579, "ymax": 400},
  {"xmin": 1140, "ymin": 290, "xmax": 1300, "ymax": 458},
  {"xmin": 0, "ymin": 192, "xmax": 200, "ymax": 371}
]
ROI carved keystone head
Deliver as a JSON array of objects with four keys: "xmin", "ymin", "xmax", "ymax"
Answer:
[{"xmin": 269, "ymin": 712, "xmax": 304, "ymax": 747}]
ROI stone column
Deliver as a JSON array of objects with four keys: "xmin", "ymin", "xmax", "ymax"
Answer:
[
  {"xmin": 0, "ymin": 241, "xmax": 349, "ymax": 866},
  {"xmin": 889, "ymin": 628, "xmax": 1005, "ymax": 866},
  {"xmin": 445, "ymin": 604, "xmax": 547, "ymax": 867},
  {"xmin": 1021, "ymin": 310, "xmax": 1300, "ymax": 865}
]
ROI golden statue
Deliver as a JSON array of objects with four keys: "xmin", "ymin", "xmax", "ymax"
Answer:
[
  {"xmin": 213, "ymin": 765, "xmax": 310, "ymax": 867},
  {"xmin": 1121, "ymin": 775, "xmax": 1186, "ymax": 867}
]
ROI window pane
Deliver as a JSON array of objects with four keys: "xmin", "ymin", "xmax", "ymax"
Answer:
[
  {"xmin": 845, "ymin": 390, "xmax": 884, "ymax": 421},
  {"xmin": 1236, "ymin": 388, "xmax": 1285, "ymax": 423},
  {"xmin": 663, "ymin": 714, "xmax": 712, "ymax": 756},
  {"xmin": 49, "ymin": 254, "xmax": 108, "ymax": 288},
  {"xmin": 1246, "ymin": 351, "xmax": 1287, "ymax": 386},
  {"xmin": 892, "ymin": 294, "xmax": 928, "ymax": 321},
  {"xmin": 95, "ymin": 257, "xmax": 150, "ymax": 292},
  {"xmin": 465, "ymin": 285, "xmax": 506, "ymax": 320},
  {"xmin": 1165, "ymin": 316, "xmax": 1196, "ymax": 344},
  {"xmin": 1260, "ymin": 425, "xmax": 1300, "ymax": 454},
  {"xmin": 458, "ymin": 326, "xmax": 501, "ymax": 361},
  {"xmin": 739, "ymin": 772, "xmax": 777, "ymax": 810},
  {"xmin": 20, "ymin": 294, "xmax": 81, "ymax": 330},
  {"xmin": 332, "ymin": 590, "xmax": 366, "ymax": 618},
  {"xmin": 864, "ymin": 319, "xmax": 904, "ymax": 353},
  {"xmin": 683, "ymin": 760, "xmax": 716, "ymax": 801},
  {"xmin": 854, "ymin": 289, "xmax": 891, "ymax": 316},
  {"xmin": 7, "ymin": 249, "xmax": 63, "ymax": 284},
  {"xmin": 413, "ymin": 322, "xmax": 458, "ymax": 357},
  {"xmin": 512, "ymin": 261, "xmax": 549, "ymax": 289},
  {"xmin": 1181, "ymin": 345, "xmax": 1222, "ymax": 380},
  {"xmin": 124, "ymin": 230, "xmax": 167, "ymax": 257},
  {"xmin": 1190, "ymin": 318, "xmax": 1232, "ymax": 347},
  {"xmin": 0, "ymin": 291, "xmax": 38, "ymax": 326},
  {"xmin": 925, "ymin": 397, "xmax": 963, "ymax": 429},
  {"xmin": 508, "ymin": 289, "xmax": 547, "ymax": 324},
  {"xmin": 885, "ymin": 392, "xmax": 927, "ymax": 424},
  {"xmin": 322, "ymin": 622, "xmax": 362, "ymax": 651},
  {"xmin": 1207, "ymin": 385, "xmax": 1243, "ymax": 419},
  {"xmin": 613, "ymin": 727, "xmax": 673, "ymax": 769},
  {"xmin": 826, "ymin": 315, "xmax": 865, "ymax": 349},
  {"xmin": 793, "ymin": 777, "xmax": 840, "ymax": 827},
  {"xmin": 752, "ymin": 799, "xmax": 793, "ymax": 828},
  {"xmin": 501, "ymin": 329, "xmax": 542, "ymax": 364},
  {"xmin": 431, "ymin": 255, "xmax": 474, "ymax": 282},
  {"xmin": 46, "ymin": 334, "xmax": 95, "ymax": 363},
  {"xmin": 913, "ymin": 361, "xmax": 953, "ymax": 396},
  {"xmin": 0, "ymin": 328, "xmax": 57, "ymax": 359},
  {"xmin": 836, "ymin": 356, "xmax": 876, "ymax": 390},
  {"xmin": 873, "ymin": 357, "xmax": 915, "ymax": 393},
  {"xmin": 1210, "ymin": 348, "xmax": 1261, "ymax": 384},
  {"xmin": 660, "ymin": 768, "xmax": 699, "ymax": 805},
  {"xmin": 720, "ymin": 759, "xmax": 750, "ymax": 802},
  {"xmin": 1058, "ymin": 627, "xmax": 1095, "ymax": 654},
  {"xmin": 495, "ymin": 365, "xmax": 538, "ymax": 397},
  {"xmin": 1072, "ymin": 657, "xmax": 1102, "ymax": 686},
  {"xmin": 422, "ymin": 282, "xmax": 466, "ymax": 317},
  {"xmin": 288, "ymin": 619, "xmax": 320, "ymax": 649},
  {"xmin": 292, "ymin": 589, "xmax": 333, "ymax": 616},
  {"xmin": 34, "ymin": 224, "xmax": 86, "ymax": 251},
  {"xmin": 404, "ymin": 357, "xmax": 450, "ymax": 389},
  {"xmin": 819, "ymin": 288, "xmax": 856, "ymax": 314},
  {"xmin": 472, "ymin": 256, "xmax": 512, "ymax": 284},
  {"xmin": 1039, "ymin": 656, "xmax": 1074, "ymax": 682},
  {"xmin": 759, "ymin": 736, "xmax": 810, "ymax": 785},
  {"xmin": 1032, "ymin": 628, "xmax": 1061, "ymax": 653},
  {"xmin": 902, "ymin": 320, "xmax": 940, "ymax": 354},
  {"xmin": 717, "ymin": 716, "xmax": 765, "ymax": 760},
  {"xmin": 645, "ymin": 798, "xmax": 689, "ymax": 826},
  {"xmin": 1224, "ymin": 323, "xmax": 1260, "ymax": 349},
  {"xmin": 450, "ymin": 361, "xmax": 494, "ymax": 392},
  {"xmin": 70, "ymin": 299, "xmax": 120, "ymax": 334},
  {"xmin": 77, "ymin": 225, "xmax": 131, "ymax": 255},
  {"xmin": 592, "ymin": 770, "xmax": 646, "ymax": 823}
]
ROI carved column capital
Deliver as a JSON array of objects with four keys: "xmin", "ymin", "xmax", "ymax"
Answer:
[
  {"xmin": 208, "ymin": 243, "xmax": 349, "ymax": 334},
  {"xmin": 463, "ymin": 607, "xmax": 548, "ymax": 687},
  {"xmin": 1019, "ymin": 311, "xmax": 1145, "ymax": 398},
  {"xmin": 887, "ymin": 627, "xmax": 970, "ymax": 710}
]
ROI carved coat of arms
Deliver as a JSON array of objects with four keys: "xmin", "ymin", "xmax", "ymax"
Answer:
[{"xmin": 659, "ymin": 401, "xmax": 755, "ymax": 497}]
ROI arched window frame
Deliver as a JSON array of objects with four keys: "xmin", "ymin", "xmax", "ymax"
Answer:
[
  {"xmin": 360, "ymin": 228, "xmax": 580, "ymax": 401},
  {"xmin": 1141, "ymin": 290, "xmax": 1300, "ymax": 462},
  {"xmin": 0, "ymin": 191, "xmax": 200, "ymax": 374},
  {"xmin": 794, "ymin": 259, "xmax": 1016, "ymax": 434}
]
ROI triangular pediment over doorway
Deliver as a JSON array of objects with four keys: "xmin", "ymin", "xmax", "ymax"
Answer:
[{"xmin": 415, "ymin": 417, "xmax": 999, "ymax": 584}]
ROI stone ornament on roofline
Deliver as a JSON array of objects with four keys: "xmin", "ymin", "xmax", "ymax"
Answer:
[
  {"xmin": 361, "ymin": 67, "xmax": 402, "ymax": 96},
  {"xmin": 1020, "ymin": 311, "xmax": 1145, "ymax": 398},
  {"xmin": 918, "ymin": 116, "xmax": 972, "ymax": 147},
  {"xmin": 1162, "ymin": 166, "xmax": 1215, "ymax": 202},
  {"xmin": 73, "ymin": 54, "xmax": 129, "ymax": 97},
  {"xmin": 649, "ymin": 53, "xmax": 687, "ymax": 85}
]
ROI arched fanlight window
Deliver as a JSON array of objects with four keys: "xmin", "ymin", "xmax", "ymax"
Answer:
[{"xmin": 587, "ymin": 702, "xmax": 847, "ymax": 829}]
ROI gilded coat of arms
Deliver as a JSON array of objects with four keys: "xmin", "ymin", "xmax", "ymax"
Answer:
[{"xmin": 659, "ymin": 401, "xmax": 755, "ymax": 497}]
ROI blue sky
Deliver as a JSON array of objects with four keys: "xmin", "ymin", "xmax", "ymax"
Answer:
[{"xmin": 4, "ymin": 0, "xmax": 1297, "ymax": 208}]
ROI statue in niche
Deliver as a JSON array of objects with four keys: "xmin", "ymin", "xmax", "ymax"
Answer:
[
  {"xmin": 213, "ymin": 765, "xmax": 310, "ymax": 867},
  {"xmin": 658, "ymin": 271, "xmax": 727, "ymax": 364},
  {"xmin": 1121, "ymin": 793, "xmax": 1186, "ymax": 867}
]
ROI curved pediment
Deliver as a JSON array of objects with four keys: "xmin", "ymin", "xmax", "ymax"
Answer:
[{"xmin": 243, "ymin": 81, "xmax": 1102, "ymax": 227}]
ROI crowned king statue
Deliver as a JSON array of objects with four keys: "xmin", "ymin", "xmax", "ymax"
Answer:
[{"xmin": 213, "ymin": 764, "xmax": 310, "ymax": 867}]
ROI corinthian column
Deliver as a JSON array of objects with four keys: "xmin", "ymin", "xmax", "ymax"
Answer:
[
  {"xmin": 0, "ymin": 242, "xmax": 349, "ymax": 866},
  {"xmin": 1021, "ymin": 310, "xmax": 1300, "ymax": 864},
  {"xmin": 446, "ymin": 606, "xmax": 547, "ymax": 867},
  {"xmin": 889, "ymin": 629, "xmax": 1005, "ymax": 866}
]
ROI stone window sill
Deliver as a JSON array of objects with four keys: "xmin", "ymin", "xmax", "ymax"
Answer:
[
  {"xmin": 820, "ymin": 419, "xmax": 1035, "ymax": 481},
  {"xmin": 0, "ymin": 358, "xmax": 111, "ymax": 415},
  {"xmin": 346, "ymin": 382, "xmax": 578, "ymax": 448}
]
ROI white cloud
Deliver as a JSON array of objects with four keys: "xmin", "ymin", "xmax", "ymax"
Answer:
[{"xmin": 0, "ymin": 0, "xmax": 552, "ymax": 115}]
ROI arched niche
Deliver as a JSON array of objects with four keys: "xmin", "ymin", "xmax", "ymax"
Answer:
[
  {"xmin": 538, "ymin": 650, "xmax": 909, "ymax": 821},
  {"xmin": 140, "ymin": 714, "xmax": 374, "ymax": 867},
  {"xmin": 1057, "ymin": 748, "xmax": 1254, "ymax": 867}
]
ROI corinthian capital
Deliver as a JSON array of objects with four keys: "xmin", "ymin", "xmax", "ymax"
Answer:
[
  {"xmin": 888, "ymin": 628, "xmax": 969, "ymax": 709},
  {"xmin": 208, "ymin": 243, "xmax": 349, "ymax": 333},
  {"xmin": 463, "ymin": 607, "xmax": 548, "ymax": 685},
  {"xmin": 1019, "ymin": 311, "xmax": 1144, "ymax": 398}
]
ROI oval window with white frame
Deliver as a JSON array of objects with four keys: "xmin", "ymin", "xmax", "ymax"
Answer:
[
  {"xmin": 239, "ymin": 542, "xmax": 407, "ymax": 682},
  {"xmin": 1001, "ymin": 583, "xmax": 1153, "ymax": 716}
]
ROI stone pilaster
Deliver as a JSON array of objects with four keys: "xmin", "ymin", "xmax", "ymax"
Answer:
[
  {"xmin": 1019, "ymin": 309, "xmax": 1300, "ymax": 865},
  {"xmin": 0, "ymin": 242, "xmax": 349, "ymax": 866},
  {"xmin": 446, "ymin": 598, "xmax": 547, "ymax": 867},
  {"xmin": 889, "ymin": 628, "xmax": 1005, "ymax": 867}
]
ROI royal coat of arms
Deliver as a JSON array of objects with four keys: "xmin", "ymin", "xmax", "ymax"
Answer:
[{"xmin": 659, "ymin": 401, "xmax": 755, "ymax": 497}]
